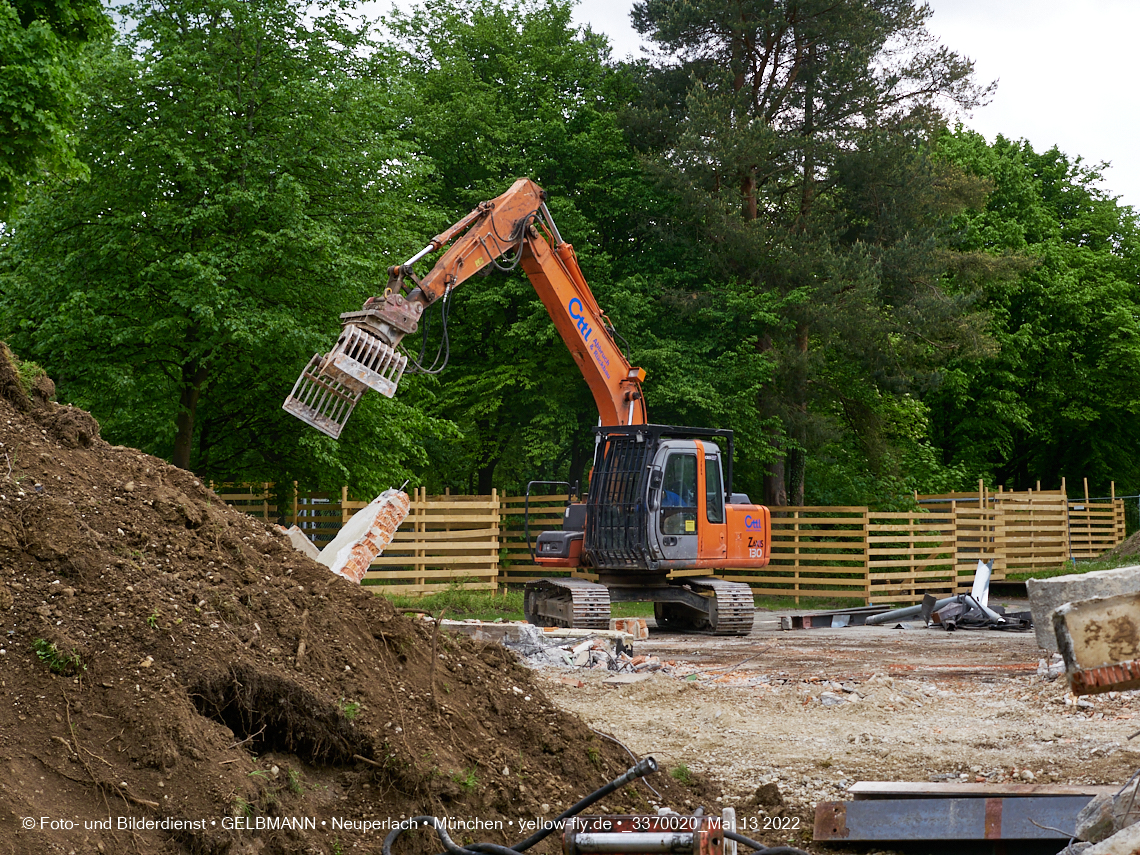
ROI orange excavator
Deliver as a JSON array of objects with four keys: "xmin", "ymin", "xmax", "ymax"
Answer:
[{"xmin": 284, "ymin": 179, "xmax": 770, "ymax": 633}]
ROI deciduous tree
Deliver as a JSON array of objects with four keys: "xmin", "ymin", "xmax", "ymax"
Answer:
[{"xmin": 1, "ymin": 0, "xmax": 445, "ymax": 493}]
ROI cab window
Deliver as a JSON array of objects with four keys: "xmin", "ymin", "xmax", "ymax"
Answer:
[
  {"xmin": 660, "ymin": 453, "xmax": 697, "ymax": 535},
  {"xmin": 706, "ymin": 455, "xmax": 724, "ymax": 524}
]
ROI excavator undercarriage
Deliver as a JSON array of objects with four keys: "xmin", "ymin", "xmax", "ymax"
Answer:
[{"xmin": 523, "ymin": 577, "xmax": 755, "ymax": 636}]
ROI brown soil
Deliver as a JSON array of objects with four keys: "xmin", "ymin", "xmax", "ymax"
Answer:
[
  {"xmin": 1103, "ymin": 530, "xmax": 1140, "ymax": 557},
  {"xmin": 0, "ymin": 349, "xmax": 708, "ymax": 855}
]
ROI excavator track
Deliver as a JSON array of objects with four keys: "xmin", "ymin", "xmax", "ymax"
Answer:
[
  {"xmin": 524, "ymin": 578, "xmax": 611, "ymax": 630},
  {"xmin": 689, "ymin": 578, "xmax": 755, "ymax": 635},
  {"xmin": 656, "ymin": 578, "xmax": 754, "ymax": 635}
]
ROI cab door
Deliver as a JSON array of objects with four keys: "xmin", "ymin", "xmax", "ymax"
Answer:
[
  {"xmin": 654, "ymin": 447, "xmax": 699, "ymax": 562},
  {"xmin": 699, "ymin": 447, "xmax": 728, "ymax": 563}
]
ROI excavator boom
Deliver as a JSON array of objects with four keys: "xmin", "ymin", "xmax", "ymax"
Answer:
[{"xmin": 284, "ymin": 178, "xmax": 645, "ymax": 437}]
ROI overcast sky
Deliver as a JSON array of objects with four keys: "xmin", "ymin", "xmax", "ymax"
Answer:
[{"xmin": 569, "ymin": 0, "xmax": 1140, "ymax": 209}]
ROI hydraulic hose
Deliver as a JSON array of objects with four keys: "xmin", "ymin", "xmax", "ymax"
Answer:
[
  {"xmin": 384, "ymin": 757, "xmax": 659, "ymax": 855},
  {"xmin": 725, "ymin": 829, "xmax": 811, "ymax": 855},
  {"xmin": 508, "ymin": 757, "xmax": 659, "ymax": 852}
]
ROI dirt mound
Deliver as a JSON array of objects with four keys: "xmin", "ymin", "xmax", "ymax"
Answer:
[
  {"xmin": 0, "ymin": 347, "xmax": 707, "ymax": 855},
  {"xmin": 1103, "ymin": 530, "xmax": 1140, "ymax": 558}
]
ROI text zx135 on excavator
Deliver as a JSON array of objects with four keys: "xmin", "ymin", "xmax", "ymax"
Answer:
[{"xmin": 283, "ymin": 179, "xmax": 771, "ymax": 634}]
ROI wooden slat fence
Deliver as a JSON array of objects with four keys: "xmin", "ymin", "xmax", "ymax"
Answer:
[
  {"xmin": 867, "ymin": 509, "xmax": 958, "ymax": 602},
  {"xmin": 499, "ymin": 493, "xmax": 572, "ymax": 585},
  {"xmin": 720, "ymin": 508, "xmax": 870, "ymax": 601},
  {"xmin": 215, "ymin": 482, "xmax": 1129, "ymax": 603},
  {"xmin": 1068, "ymin": 480, "xmax": 1127, "ymax": 559},
  {"xmin": 991, "ymin": 492, "xmax": 1067, "ymax": 577},
  {"xmin": 358, "ymin": 489, "xmax": 500, "ymax": 595}
]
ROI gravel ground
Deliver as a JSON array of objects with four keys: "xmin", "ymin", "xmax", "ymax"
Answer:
[{"xmin": 536, "ymin": 603, "xmax": 1139, "ymax": 852}]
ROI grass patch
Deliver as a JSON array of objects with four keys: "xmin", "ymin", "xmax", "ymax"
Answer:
[
  {"xmin": 670, "ymin": 764, "xmax": 693, "ymax": 785},
  {"xmin": 32, "ymin": 638, "xmax": 85, "ymax": 675},
  {"xmin": 15, "ymin": 358, "xmax": 47, "ymax": 397},
  {"xmin": 452, "ymin": 766, "xmax": 479, "ymax": 791},
  {"xmin": 382, "ymin": 585, "xmax": 873, "ymax": 620},
  {"xmin": 382, "ymin": 586, "xmax": 524, "ymax": 621},
  {"xmin": 1008, "ymin": 556, "xmax": 1139, "ymax": 582},
  {"xmin": 339, "ymin": 699, "xmax": 361, "ymax": 721},
  {"xmin": 611, "ymin": 601, "xmax": 654, "ymax": 618}
]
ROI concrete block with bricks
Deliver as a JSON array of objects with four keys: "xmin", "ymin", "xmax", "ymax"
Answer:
[
  {"xmin": 1054, "ymin": 591, "xmax": 1140, "ymax": 695},
  {"xmin": 318, "ymin": 489, "xmax": 411, "ymax": 584},
  {"xmin": 1027, "ymin": 564, "xmax": 1140, "ymax": 652}
]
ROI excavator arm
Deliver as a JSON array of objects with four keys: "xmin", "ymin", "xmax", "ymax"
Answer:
[{"xmin": 285, "ymin": 178, "xmax": 647, "ymax": 437}]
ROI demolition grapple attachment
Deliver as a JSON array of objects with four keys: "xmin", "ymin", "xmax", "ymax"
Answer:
[{"xmin": 283, "ymin": 306, "xmax": 412, "ymax": 439}]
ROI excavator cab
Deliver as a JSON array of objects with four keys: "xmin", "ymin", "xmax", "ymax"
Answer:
[{"xmin": 529, "ymin": 426, "xmax": 769, "ymax": 634}]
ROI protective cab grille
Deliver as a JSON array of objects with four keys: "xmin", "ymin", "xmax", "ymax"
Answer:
[{"xmin": 584, "ymin": 428, "xmax": 657, "ymax": 571}]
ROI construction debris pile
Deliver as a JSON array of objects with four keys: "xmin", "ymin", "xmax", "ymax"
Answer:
[
  {"xmin": 1069, "ymin": 774, "xmax": 1140, "ymax": 854},
  {"xmin": 1030, "ymin": 565, "xmax": 1140, "ymax": 696},
  {"xmin": 0, "ymin": 346, "xmax": 713, "ymax": 855}
]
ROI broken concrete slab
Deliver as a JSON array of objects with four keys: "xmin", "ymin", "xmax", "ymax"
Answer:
[
  {"xmin": 1027, "ymin": 564, "xmax": 1140, "ymax": 652},
  {"xmin": 1054, "ymin": 591, "xmax": 1140, "ymax": 694},
  {"xmin": 1084, "ymin": 821, "xmax": 1140, "ymax": 855},
  {"xmin": 439, "ymin": 620, "xmax": 545, "ymax": 646},
  {"xmin": 317, "ymin": 488, "xmax": 410, "ymax": 583},
  {"xmin": 278, "ymin": 524, "xmax": 320, "ymax": 561},
  {"xmin": 435, "ymin": 620, "xmax": 633, "ymax": 647}
]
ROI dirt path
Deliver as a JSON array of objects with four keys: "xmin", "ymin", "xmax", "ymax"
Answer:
[{"xmin": 540, "ymin": 608, "xmax": 1139, "ymax": 851}]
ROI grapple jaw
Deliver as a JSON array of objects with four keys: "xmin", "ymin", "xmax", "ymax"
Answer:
[{"xmin": 283, "ymin": 319, "xmax": 409, "ymax": 439}]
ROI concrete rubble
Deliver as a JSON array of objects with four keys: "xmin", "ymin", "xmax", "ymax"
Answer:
[
  {"xmin": 1066, "ymin": 778, "xmax": 1140, "ymax": 854},
  {"xmin": 433, "ymin": 618, "xmax": 676, "ymax": 675},
  {"xmin": 317, "ymin": 488, "xmax": 410, "ymax": 583},
  {"xmin": 1028, "ymin": 564, "xmax": 1140, "ymax": 652},
  {"xmin": 1054, "ymin": 591, "xmax": 1140, "ymax": 695}
]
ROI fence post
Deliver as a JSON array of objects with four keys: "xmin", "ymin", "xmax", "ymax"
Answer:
[
  {"xmin": 862, "ymin": 507, "xmax": 871, "ymax": 605},
  {"xmin": 793, "ymin": 510, "xmax": 801, "ymax": 606},
  {"xmin": 1061, "ymin": 476, "xmax": 1071, "ymax": 561},
  {"xmin": 415, "ymin": 487, "xmax": 425, "ymax": 588},
  {"xmin": 491, "ymin": 487, "xmax": 501, "ymax": 594},
  {"xmin": 291, "ymin": 481, "xmax": 298, "ymax": 528}
]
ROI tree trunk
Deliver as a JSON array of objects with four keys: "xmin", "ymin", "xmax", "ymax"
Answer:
[
  {"xmin": 476, "ymin": 457, "xmax": 498, "ymax": 496},
  {"xmin": 172, "ymin": 361, "xmax": 208, "ymax": 470},
  {"xmin": 786, "ymin": 323, "xmax": 810, "ymax": 505},
  {"xmin": 757, "ymin": 333, "xmax": 787, "ymax": 507},
  {"xmin": 741, "ymin": 170, "xmax": 758, "ymax": 221},
  {"xmin": 798, "ymin": 44, "xmax": 816, "ymax": 232},
  {"xmin": 763, "ymin": 458, "xmax": 788, "ymax": 507}
]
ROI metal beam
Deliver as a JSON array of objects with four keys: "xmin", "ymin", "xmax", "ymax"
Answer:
[{"xmin": 814, "ymin": 797, "xmax": 1091, "ymax": 841}]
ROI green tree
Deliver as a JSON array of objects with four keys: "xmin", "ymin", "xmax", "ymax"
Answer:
[
  {"xmin": 1, "ymin": 0, "xmax": 446, "ymax": 493},
  {"xmin": 387, "ymin": 0, "xmax": 660, "ymax": 494},
  {"xmin": 931, "ymin": 129, "xmax": 1140, "ymax": 496},
  {"xmin": 0, "ymin": 0, "xmax": 110, "ymax": 210},
  {"xmin": 626, "ymin": 0, "xmax": 993, "ymax": 505}
]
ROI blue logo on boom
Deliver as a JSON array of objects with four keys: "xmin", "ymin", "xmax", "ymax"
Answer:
[
  {"xmin": 744, "ymin": 515, "xmax": 763, "ymax": 530},
  {"xmin": 568, "ymin": 298, "xmax": 593, "ymax": 343}
]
